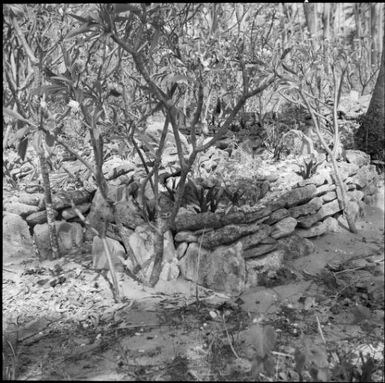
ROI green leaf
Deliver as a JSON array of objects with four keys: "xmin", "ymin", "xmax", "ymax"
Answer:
[
  {"xmin": 60, "ymin": 43, "xmax": 71, "ymax": 73},
  {"xmin": 67, "ymin": 13, "xmax": 92, "ymax": 23},
  {"xmin": 50, "ymin": 75, "xmax": 74, "ymax": 86},
  {"xmin": 169, "ymin": 74, "xmax": 189, "ymax": 85},
  {"xmin": 18, "ymin": 137, "xmax": 28, "ymax": 161},
  {"xmin": 30, "ymin": 85, "xmax": 67, "ymax": 97},
  {"xmin": 45, "ymin": 132, "xmax": 55, "ymax": 147},
  {"xmin": 6, "ymin": 4, "xmax": 24, "ymax": 17},
  {"xmin": 3, "ymin": 107, "xmax": 35, "ymax": 127},
  {"xmin": 65, "ymin": 23, "xmax": 94, "ymax": 40},
  {"xmin": 15, "ymin": 126, "xmax": 31, "ymax": 140}
]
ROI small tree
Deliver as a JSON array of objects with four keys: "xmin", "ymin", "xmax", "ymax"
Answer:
[
  {"xmin": 279, "ymin": 37, "xmax": 358, "ymax": 233},
  {"xmin": 67, "ymin": 3, "xmax": 290, "ymax": 285}
]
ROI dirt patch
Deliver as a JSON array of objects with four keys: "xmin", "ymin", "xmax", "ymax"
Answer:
[{"xmin": 3, "ymin": 186, "xmax": 384, "ymax": 381}]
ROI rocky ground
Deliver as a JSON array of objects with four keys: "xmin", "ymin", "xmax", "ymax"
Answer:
[{"xmin": 3, "ymin": 181, "xmax": 384, "ymax": 381}]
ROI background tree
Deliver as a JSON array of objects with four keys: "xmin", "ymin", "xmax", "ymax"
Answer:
[{"xmin": 355, "ymin": 28, "xmax": 385, "ymax": 162}]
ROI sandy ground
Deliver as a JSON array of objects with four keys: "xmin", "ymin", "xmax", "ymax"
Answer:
[{"xmin": 3, "ymin": 183, "xmax": 384, "ymax": 380}]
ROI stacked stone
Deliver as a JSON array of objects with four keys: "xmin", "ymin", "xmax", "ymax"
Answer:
[
  {"xmin": 174, "ymin": 150, "xmax": 378, "ymax": 295},
  {"xmin": 3, "ymin": 149, "xmax": 379, "ymax": 293},
  {"xmin": 3, "ymin": 189, "xmax": 93, "ymax": 259}
]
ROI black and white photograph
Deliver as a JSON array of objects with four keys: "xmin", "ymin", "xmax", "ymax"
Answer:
[{"xmin": 3, "ymin": 3, "xmax": 384, "ymax": 381}]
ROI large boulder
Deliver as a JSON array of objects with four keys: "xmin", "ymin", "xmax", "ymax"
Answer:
[
  {"xmin": 33, "ymin": 221, "xmax": 83, "ymax": 259},
  {"xmin": 128, "ymin": 225, "xmax": 176, "ymax": 271},
  {"xmin": 246, "ymin": 249, "xmax": 285, "ymax": 288},
  {"xmin": 3, "ymin": 212, "xmax": 34, "ymax": 263},
  {"xmin": 277, "ymin": 233, "xmax": 315, "ymax": 261},
  {"xmin": 335, "ymin": 162, "xmax": 359, "ymax": 181},
  {"xmin": 279, "ymin": 184, "xmax": 317, "ymax": 208},
  {"xmin": 92, "ymin": 236, "xmax": 125, "ymax": 271},
  {"xmin": 346, "ymin": 164, "xmax": 377, "ymax": 189},
  {"xmin": 86, "ymin": 187, "xmax": 116, "ymax": 239},
  {"xmin": 179, "ymin": 242, "xmax": 245, "ymax": 295}
]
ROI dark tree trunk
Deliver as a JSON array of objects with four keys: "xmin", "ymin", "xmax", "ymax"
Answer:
[{"xmin": 356, "ymin": 31, "xmax": 385, "ymax": 161}]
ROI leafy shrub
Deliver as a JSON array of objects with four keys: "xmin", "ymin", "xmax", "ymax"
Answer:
[
  {"xmin": 295, "ymin": 157, "xmax": 323, "ymax": 179},
  {"xmin": 183, "ymin": 178, "xmax": 224, "ymax": 213},
  {"xmin": 142, "ymin": 197, "xmax": 157, "ymax": 221},
  {"xmin": 223, "ymin": 187, "xmax": 245, "ymax": 208}
]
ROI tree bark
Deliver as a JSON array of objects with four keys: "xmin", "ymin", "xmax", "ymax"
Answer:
[{"xmin": 357, "ymin": 29, "xmax": 385, "ymax": 161}]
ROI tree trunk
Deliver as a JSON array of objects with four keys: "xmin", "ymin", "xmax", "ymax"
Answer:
[
  {"xmin": 370, "ymin": 4, "xmax": 378, "ymax": 67},
  {"xmin": 299, "ymin": 91, "xmax": 358, "ymax": 233},
  {"xmin": 333, "ymin": 3, "xmax": 344, "ymax": 36},
  {"xmin": 39, "ymin": 150, "xmax": 60, "ymax": 258},
  {"xmin": 357, "ymin": 30, "xmax": 385, "ymax": 161},
  {"xmin": 303, "ymin": 3, "xmax": 319, "ymax": 49},
  {"xmin": 322, "ymin": 3, "xmax": 331, "ymax": 41}
]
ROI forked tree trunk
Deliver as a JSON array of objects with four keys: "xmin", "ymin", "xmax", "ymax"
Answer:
[{"xmin": 358, "ymin": 29, "xmax": 385, "ymax": 160}]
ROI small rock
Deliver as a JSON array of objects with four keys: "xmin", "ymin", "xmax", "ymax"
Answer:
[
  {"xmin": 159, "ymin": 259, "xmax": 180, "ymax": 281},
  {"xmin": 271, "ymin": 217, "xmax": 297, "ymax": 239},
  {"xmin": 289, "ymin": 197, "xmax": 322, "ymax": 218},
  {"xmin": 345, "ymin": 150, "xmax": 370, "ymax": 167},
  {"xmin": 347, "ymin": 190, "xmax": 364, "ymax": 202},
  {"xmin": 280, "ymin": 184, "xmax": 317, "ymax": 208},
  {"xmin": 323, "ymin": 216, "xmax": 339, "ymax": 232},
  {"xmin": 246, "ymin": 249, "xmax": 285, "ymax": 275},
  {"xmin": 243, "ymin": 243, "xmax": 278, "ymax": 259},
  {"xmin": 298, "ymin": 173, "xmax": 326, "ymax": 187},
  {"xmin": 239, "ymin": 224, "xmax": 272, "ymax": 250},
  {"xmin": 18, "ymin": 192, "xmax": 43, "ymax": 206},
  {"xmin": 61, "ymin": 203, "xmax": 91, "ymax": 220},
  {"xmin": 298, "ymin": 199, "xmax": 341, "ymax": 228},
  {"xmin": 315, "ymin": 183, "xmax": 336, "ymax": 196},
  {"xmin": 265, "ymin": 208, "xmax": 289, "ymax": 225},
  {"xmin": 296, "ymin": 221, "xmax": 328, "ymax": 238},
  {"xmin": 175, "ymin": 231, "xmax": 199, "ymax": 243},
  {"xmin": 26, "ymin": 209, "xmax": 58, "ymax": 226},
  {"xmin": 321, "ymin": 191, "xmax": 337, "ymax": 203},
  {"xmin": 3, "ymin": 212, "xmax": 34, "ymax": 263},
  {"xmin": 4, "ymin": 202, "xmax": 41, "ymax": 218},
  {"xmin": 176, "ymin": 242, "xmax": 189, "ymax": 259}
]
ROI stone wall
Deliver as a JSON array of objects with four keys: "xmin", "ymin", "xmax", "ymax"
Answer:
[
  {"xmin": 3, "ymin": 150, "xmax": 380, "ymax": 294},
  {"xmin": 173, "ymin": 150, "xmax": 379, "ymax": 294}
]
